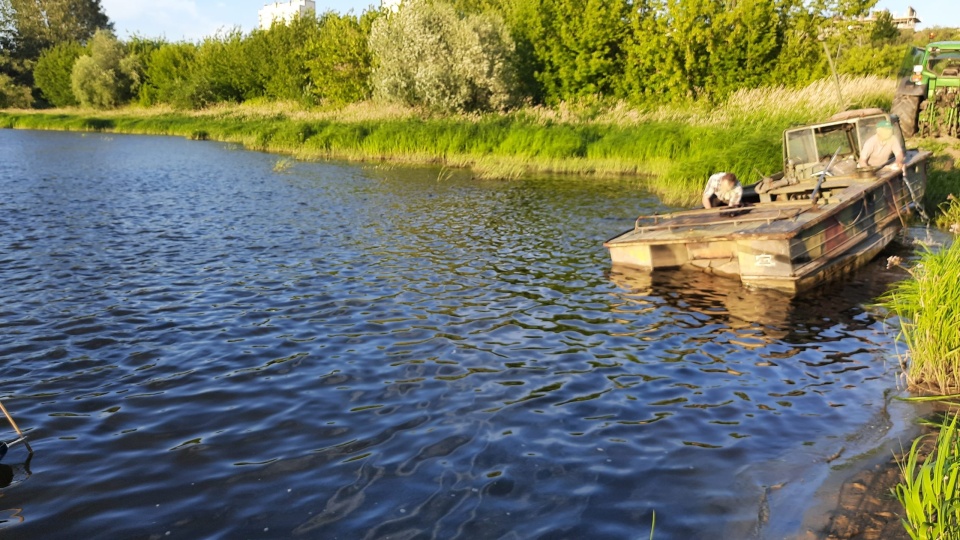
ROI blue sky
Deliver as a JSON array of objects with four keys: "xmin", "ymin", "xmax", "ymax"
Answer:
[
  {"xmin": 100, "ymin": 1, "xmax": 377, "ymax": 41},
  {"xmin": 101, "ymin": 0, "xmax": 958, "ymax": 42}
]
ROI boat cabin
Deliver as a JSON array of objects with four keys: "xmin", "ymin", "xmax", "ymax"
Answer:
[{"xmin": 753, "ymin": 109, "xmax": 906, "ymax": 204}]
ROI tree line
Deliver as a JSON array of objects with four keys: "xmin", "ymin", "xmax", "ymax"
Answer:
[{"xmin": 1, "ymin": 0, "xmax": 959, "ymax": 111}]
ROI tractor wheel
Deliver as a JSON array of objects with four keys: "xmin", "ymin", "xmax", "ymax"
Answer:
[{"xmin": 892, "ymin": 94, "xmax": 921, "ymax": 137}]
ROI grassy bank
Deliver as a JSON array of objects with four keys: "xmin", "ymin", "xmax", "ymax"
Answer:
[
  {"xmin": 881, "ymin": 207, "xmax": 960, "ymax": 395},
  {"xmin": 1, "ymin": 76, "xmax": 894, "ymax": 206}
]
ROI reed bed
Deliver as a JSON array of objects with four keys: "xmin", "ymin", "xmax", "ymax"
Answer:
[
  {"xmin": 0, "ymin": 76, "xmax": 896, "ymax": 205},
  {"xmin": 896, "ymin": 412, "xmax": 960, "ymax": 540},
  {"xmin": 880, "ymin": 214, "xmax": 960, "ymax": 394}
]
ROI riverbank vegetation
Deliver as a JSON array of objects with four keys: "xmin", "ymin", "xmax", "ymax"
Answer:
[
  {"xmin": 0, "ymin": 75, "xmax": 894, "ymax": 205},
  {"xmin": 896, "ymin": 413, "xmax": 960, "ymax": 540},
  {"xmin": 882, "ymin": 236, "xmax": 960, "ymax": 395}
]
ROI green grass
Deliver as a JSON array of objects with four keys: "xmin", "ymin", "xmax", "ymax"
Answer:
[
  {"xmin": 880, "ymin": 217, "xmax": 960, "ymax": 394},
  {"xmin": 895, "ymin": 412, "xmax": 960, "ymax": 540}
]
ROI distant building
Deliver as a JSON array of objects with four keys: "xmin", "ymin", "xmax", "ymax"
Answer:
[
  {"xmin": 259, "ymin": 0, "xmax": 316, "ymax": 30},
  {"xmin": 861, "ymin": 6, "xmax": 922, "ymax": 31},
  {"xmin": 892, "ymin": 6, "xmax": 921, "ymax": 30}
]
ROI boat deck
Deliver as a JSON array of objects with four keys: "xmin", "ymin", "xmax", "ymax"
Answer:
[{"xmin": 607, "ymin": 167, "xmax": 913, "ymax": 247}]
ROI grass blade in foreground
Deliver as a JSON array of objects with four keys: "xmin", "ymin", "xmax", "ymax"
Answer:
[{"xmin": 895, "ymin": 413, "xmax": 960, "ymax": 540}]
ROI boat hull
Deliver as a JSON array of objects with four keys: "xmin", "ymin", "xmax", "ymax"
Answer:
[{"xmin": 605, "ymin": 155, "xmax": 930, "ymax": 294}]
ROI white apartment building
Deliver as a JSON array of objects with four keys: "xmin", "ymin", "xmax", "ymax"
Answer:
[{"xmin": 259, "ymin": 0, "xmax": 316, "ymax": 30}]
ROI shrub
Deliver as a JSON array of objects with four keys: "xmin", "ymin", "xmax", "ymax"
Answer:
[
  {"xmin": 70, "ymin": 30, "xmax": 139, "ymax": 108},
  {"xmin": 141, "ymin": 42, "xmax": 198, "ymax": 108},
  {"xmin": 34, "ymin": 41, "xmax": 85, "ymax": 107},
  {"xmin": 305, "ymin": 11, "xmax": 376, "ymax": 106},
  {"xmin": 369, "ymin": 0, "xmax": 518, "ymax": 112},
  {"xmin": 0, "ymin": 73, "xmax": 33, "ymax": 108}
]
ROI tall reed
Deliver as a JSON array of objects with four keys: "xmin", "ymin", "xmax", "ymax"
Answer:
[
  {"xmin": 880, "ymin": 223, "xmax": 960, "ymax": 394},
  {"xmin": 895, "ymin": 412, "xmax": 960, "ymax": 540}
]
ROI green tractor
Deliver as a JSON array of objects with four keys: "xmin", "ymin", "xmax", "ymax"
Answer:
[{"xmin": 892, "ymin": 41, "xmax": 960, "ymax": 138}]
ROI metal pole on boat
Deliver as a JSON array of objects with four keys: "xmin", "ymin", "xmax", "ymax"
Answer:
[{"xmin": 820, "ymin": 38, "xmax": 846, "ymax": 110}]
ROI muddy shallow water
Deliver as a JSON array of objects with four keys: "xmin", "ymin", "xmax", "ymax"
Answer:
[{"xmin": 0, "ymin": 130, "xmax": 929, "ymax": 539}]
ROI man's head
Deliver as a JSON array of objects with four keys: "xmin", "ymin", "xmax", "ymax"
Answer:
[
  {"xmin": 720, "ymin": 173, "xmax": 738, "ymax": 191},
  {"xmin": 876, "ymin": 120, "xmax": 894, "ymax": 141}
]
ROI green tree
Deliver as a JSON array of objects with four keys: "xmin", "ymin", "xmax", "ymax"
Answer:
[
  {"xmin": 140, "ymin": 41, "xmax": 197, "ymax": 108},
  {"xmin": 1, "ymin": 0, "xmax": 110, "ymax": 72},
  {"xmin": 169, "ymin": 29, "xmax": 259, "ymax": 107},
  {"xmin": 305, "ymin": 10, "xmax": 375, "ymax": 106},
  {"xmin": 710, "ymin": 0, "xmax": 784, "ymax": 97},
  {"xmin": 70, "ymin": 29, "xmax": 138, "ymax": 108},
  {"xmin": 245, "ymin": 15, "xmax": 322, "ymax": 103},
  {"xmin": 0, "ymin": 71, "xmax": 31, "ymax": 106},
  {"xmin": 769, "ymin": 0, "xmax": 828, "ymax": 86},
  {"xmin": 369, "ymin": 0, "xmax": 518, "ymax": 112},
  {"xmin": 531, "ymin": 0, "xmax": 629, "ymax": 102},
  {"xmin": 870, "ymin": 10, "xmax": 899, "ymax": 43},
  {"xmin": 33, "ymin": 39, "xmax": 83, "ymax": 106}
]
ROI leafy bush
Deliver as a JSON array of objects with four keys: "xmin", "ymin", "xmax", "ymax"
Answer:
[
  {"xmin": 140, "ymin": 42, "xmax": 198, "ymax": 108},
  {"xmin": 245, "ymin": 16, "xmax": 322, "ymax": 104},
  {"xmin": 369, "ymin": 0, "xmax": 518, "ymax": 112},
  {"xmin": 34, "ymin": 41, "xmax": 85, "ymax": 107},
  {"xmin": 189, "ymin": 29, "xmax": 259, "ymax": 106},
  {"xmin": 305, "ymin": 11, "xmax": 376, "ymax": 106},
  {"xmin": 70, "ymin": 30, "xmax": 139, "ymax": 108},
  {"xmin": 0, "ymin": 73, "xmax": 33, "ymax": 108}
]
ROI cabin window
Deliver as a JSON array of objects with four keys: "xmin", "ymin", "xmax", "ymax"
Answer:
[
  {"xmin": 786, "ymin": 130, "xmax": 816, "ymax": 164},
  {"xmin": 928, "ymin": 51, "xmax": 960, "ymax": 76},
  {"xmin": 813, "ymin": 127, "xmax": 854, "ymax": 160}
]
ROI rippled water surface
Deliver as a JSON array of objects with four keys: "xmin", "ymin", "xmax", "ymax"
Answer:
[{"xmin": 0, "ymin": 130, "xmax": 922, "ymax": 539}]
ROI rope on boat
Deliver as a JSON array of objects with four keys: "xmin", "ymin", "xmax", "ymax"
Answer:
[{"xmin": 902, "ymin": 165, "xmax": 930, "ymax": 224}]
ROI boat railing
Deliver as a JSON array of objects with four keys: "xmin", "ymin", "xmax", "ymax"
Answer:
[{"xmin": 634, "ymin": 207, "xmax": 803, "ymax": 233}]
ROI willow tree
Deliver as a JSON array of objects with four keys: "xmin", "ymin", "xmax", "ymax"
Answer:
[
  {"xmin": 70, "ymin": 29, "xmax": 138, "ymax": 108},
  {"xmin": 369, "ymin": 0, "xmax": 518, "ymax": 112}
]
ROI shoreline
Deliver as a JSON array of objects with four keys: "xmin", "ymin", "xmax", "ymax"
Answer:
[
  {"xmin": 0, "ymin": 107, "xmax": 775, "ymax": 207},
  {"xmin": 792, "ymin": 390, "xmax": 928, "ymax": 539}
]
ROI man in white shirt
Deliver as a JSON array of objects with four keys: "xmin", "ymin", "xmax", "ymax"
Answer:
[
  {"xmin": 702, "ymin": 172, "xmax": 742, "ymax": 208},
  {"xmin": 858, "ymin": 120, "xmax": 904, "ymax": 170}
]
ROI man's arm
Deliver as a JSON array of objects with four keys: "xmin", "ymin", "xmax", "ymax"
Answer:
[
  {"xmin": 702, "ymin": 174, "xmax": 719, "ymax": 208},
  {"xmin": 858, "ymin": 137, "xmax": 877, "ymax": 167},
  {"xmin": 893, "ymin": 140, "xmax": 905, "ymax": 168},
  {"xmin": 729, "ymin": 186, "xmax": 743, "ymax": 206}
]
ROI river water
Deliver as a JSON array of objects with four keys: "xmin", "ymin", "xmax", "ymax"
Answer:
[{"xmin": 0, "ymin": 130, "xmax": 928, "ymax": 539}]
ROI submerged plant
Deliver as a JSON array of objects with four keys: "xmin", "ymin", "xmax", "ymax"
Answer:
[
  {"xmin": 273, "ymin": 157, "xmax": 294, "ymax": 173},
  {"xmin": 895, "ymin": 413, "xmax": 960, "ymax": 540}
]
